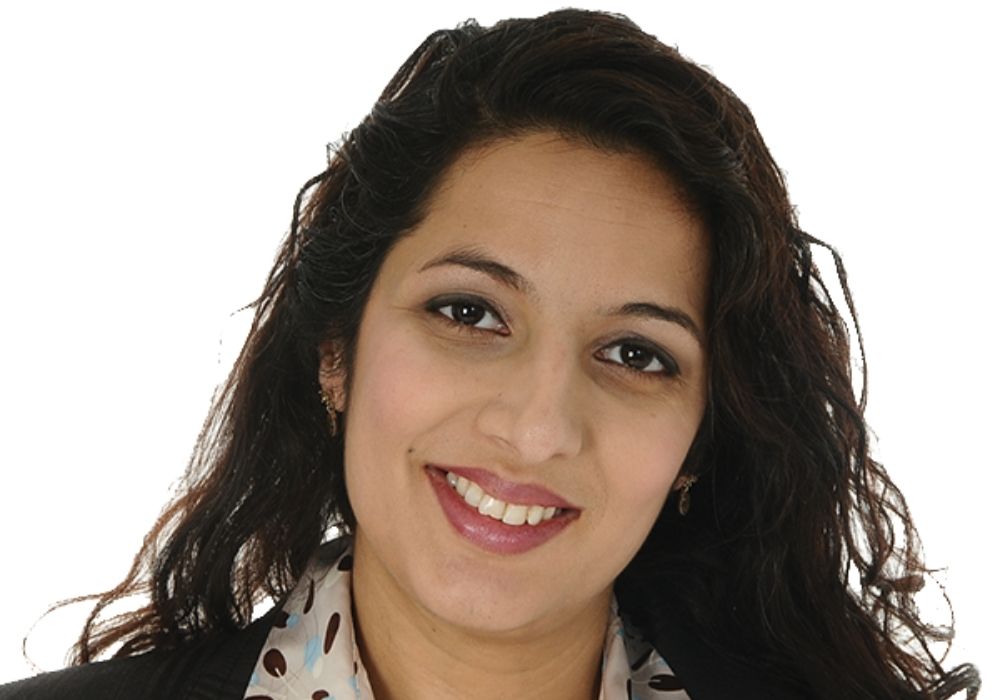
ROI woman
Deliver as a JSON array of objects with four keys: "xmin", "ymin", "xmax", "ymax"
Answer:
[{"xmin": 1, "ymin": 9, "xmax": 980, "ymax": 699}]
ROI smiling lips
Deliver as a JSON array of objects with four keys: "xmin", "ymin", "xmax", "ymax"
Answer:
[{"xmin": 426, "ymin": 465, "xmax": 580, "ymax": 555}]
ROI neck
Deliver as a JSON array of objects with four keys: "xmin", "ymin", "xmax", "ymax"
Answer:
[{"xmin": 351, "ymin": 532, "xmax": 609, "ymax": 700}]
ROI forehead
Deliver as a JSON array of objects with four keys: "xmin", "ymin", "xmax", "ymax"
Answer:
[
  {"xmin": 436, "ymin": 133, "xmax": 697, "ymax": 232},
  {"xmin": 388, "ymin": 131, "xmax": 709, "ymax": 317}
]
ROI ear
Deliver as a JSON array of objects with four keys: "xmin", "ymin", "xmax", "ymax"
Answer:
[{"xmin": 318, "ymin": 340, "xmax": 347, "ymax": 413}]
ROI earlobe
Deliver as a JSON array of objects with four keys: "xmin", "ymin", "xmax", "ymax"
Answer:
[{"xmin": 318, "ymin": 341, "xmax": 347, "ymax": 413}]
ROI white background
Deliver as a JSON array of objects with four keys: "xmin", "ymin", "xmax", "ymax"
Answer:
[{"xmin": 1, "ymin": 0, "xmax": 995, "ymax": 689}]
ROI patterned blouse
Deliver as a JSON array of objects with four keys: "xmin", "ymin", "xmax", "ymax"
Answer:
[{"xmin": 244, "ymin": 545, "xmax": 691, "ymax": 700}]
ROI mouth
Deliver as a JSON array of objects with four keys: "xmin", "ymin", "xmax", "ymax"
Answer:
[
  {"xmin": 444, "ymin": 469, "xmax": 565, "ymax": 525},
  {"xmin": 426, "ymin": 465, "xmax": 580, "ymax": 555}
]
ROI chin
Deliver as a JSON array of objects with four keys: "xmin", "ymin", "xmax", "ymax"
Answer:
[{"xmin": 407, "ymin": 547, "xmax": 596, "ymax": 637}]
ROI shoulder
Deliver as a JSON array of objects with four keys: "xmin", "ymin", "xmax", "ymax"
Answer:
[
  {"xmin": 0, "ymin": 540, "xmax": 354, "ymax": 700},
  {"xmin": 0, "ymin": 649, "xmax": 187, "ymax": 700},
  {"xmin": 0, "ymin": 605, "xmax": 282, "ymax": 700}
]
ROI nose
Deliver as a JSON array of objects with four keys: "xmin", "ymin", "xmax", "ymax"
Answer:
[{"xmin": 474, "ymin": 341, "xmax": 585, "ymax": 465}]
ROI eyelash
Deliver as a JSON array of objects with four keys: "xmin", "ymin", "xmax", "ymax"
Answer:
[{"xmin": 425, "ymin": 295, "xmax": 681, "ymax": 382}]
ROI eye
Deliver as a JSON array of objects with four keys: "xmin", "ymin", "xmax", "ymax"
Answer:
[
  {"xmin": 427, "ymin": 295, "xmax": 509, "ymax": 335},
  {"xmin": 596, "ymin": 339, "xmax": 679, "ymax": 380}
]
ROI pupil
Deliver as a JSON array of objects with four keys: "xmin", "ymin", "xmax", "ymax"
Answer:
[
  {"xmin": 622, "ymin": 345, "xmax": 650, "ymax": 369},
  {"xmin": 455, "ymin": 303, "xmax": 484, "ymax": 324}
]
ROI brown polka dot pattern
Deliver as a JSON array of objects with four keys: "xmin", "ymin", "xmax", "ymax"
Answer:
[
  {"xmin": 324, "ymin": 612, "xmax": 340, "ymax": 654},
  {"xmin": 649, "ymin": 673, "xmax": 684, "ymax": 691},
  {"xmin": 262, "ymin": 649, "xmax": 286, "ymax": 678},
  {"xmin": 303, "ymin": 578, "xmax": 316, "ymax": 614}
]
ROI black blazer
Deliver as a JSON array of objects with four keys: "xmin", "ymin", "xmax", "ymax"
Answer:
[
  {"xmin": 0, "ymin": 540, "xmax": 806, "ymax": 699},
  {"xmin": 0, "ymin": 602, "xmax": 282, "ymax": 699}
]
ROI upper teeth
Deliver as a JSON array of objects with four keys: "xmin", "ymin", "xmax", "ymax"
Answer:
[{"xmin": 446, "ymin": 472, "xmax": 561, "ymax": 526}]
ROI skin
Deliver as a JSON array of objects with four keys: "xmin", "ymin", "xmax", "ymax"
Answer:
[{"xmin": 319, "ymin": 131, "xmax": 710, "ymax": 700}]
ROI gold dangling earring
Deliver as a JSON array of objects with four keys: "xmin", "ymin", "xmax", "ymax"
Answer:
[
  {"xmin": 318, "ymin": 388, "xmax": 339, "ymax": 436},
  {"xmin": 677, "ymin": 474, "xmax": 698, "ymax": 516}
]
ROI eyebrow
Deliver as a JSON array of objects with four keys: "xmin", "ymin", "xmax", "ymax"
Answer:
[
  {"xmin": 613, "ymin": 302, "xmax": 704, "ymax": 346},
  {"xmin": 419, "ymin": 247, "xmax": 536, "ymax": 296},
  {"xmin": 417, "ymin": 247, "xmax": 704, "ymax": 346}
]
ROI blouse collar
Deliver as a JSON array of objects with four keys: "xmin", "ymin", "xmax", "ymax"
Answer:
[{"xmin": 244, "ymin": 543, "xmax": 690, "ymax": 699}]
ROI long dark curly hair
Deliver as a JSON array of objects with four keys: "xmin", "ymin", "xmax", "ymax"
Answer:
[{"xmin": 59, "ymin": 9, "xmax": 979, "ymax": 698}]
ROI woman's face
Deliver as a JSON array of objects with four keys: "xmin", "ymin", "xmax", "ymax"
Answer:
[{"xmin": 321, "ymin": 131, "xmax": 709, "ymax": 637}]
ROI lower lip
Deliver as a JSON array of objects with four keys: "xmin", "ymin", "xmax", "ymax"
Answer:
[{"xmin": 426, "ymin": 466, "xmax": 577, "ymax": 555}]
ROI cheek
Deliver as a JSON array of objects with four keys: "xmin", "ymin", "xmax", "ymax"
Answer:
[
  {"xmin": 602, "ymin": 414, "xmax": 696, "ymax": 520},
  {"xmin": 349, "ymin": 327, "xmax": 440, "ymax": 444},
  {"xmin": 343, "ymin": 324, "xmax": 458, "ymax": 502},
  {"xmin": 583, "ymin": 421, "xmax": 692, "ymax": 589},
  {"xmin": 617, "ymin": 454, "xmax": 679, "ymax": 513}
]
